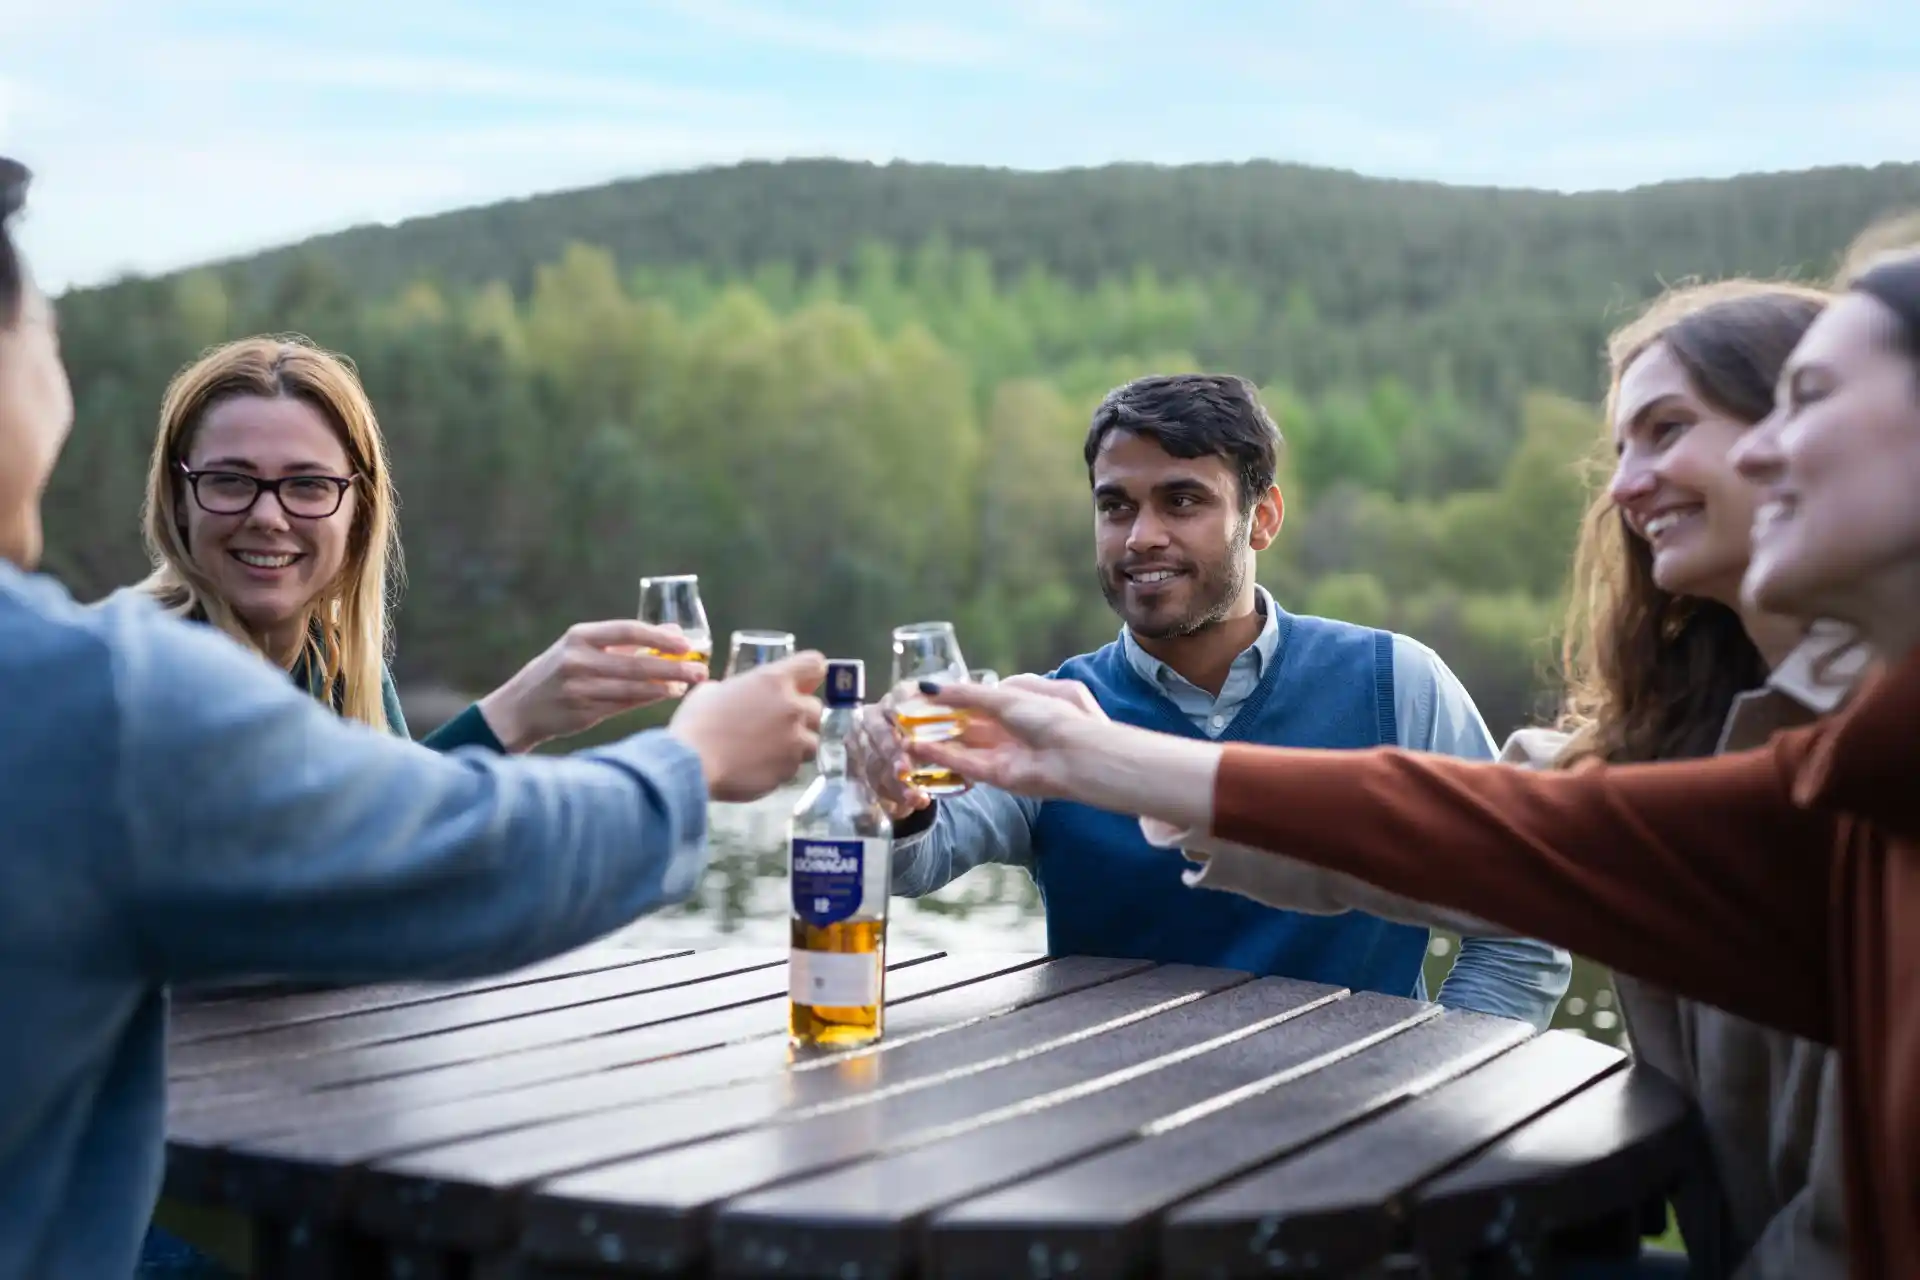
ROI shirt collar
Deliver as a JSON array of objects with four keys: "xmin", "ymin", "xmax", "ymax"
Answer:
[
  {"xmin": 1717, "ymin": 619, "xmax": 1874, "ymax": 753},
  {"xmin": 1121, "ymin": 584, "xmax": 1282, "ymax": 691}
]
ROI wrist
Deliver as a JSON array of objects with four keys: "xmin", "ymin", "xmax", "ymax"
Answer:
[
  {"xmin": 666, "ymin": 725, "xmax": 726, "ymax": 797},
  {"xmin": 1050, "ymin": 715, "xmax": 1122, "ymax": 793},
  {"xmin": 1068, "ymin": 722, "xmax": 1221, "ymax": 832},
  {"xmin": 889, "ymin": 799, "xmax": 939, "ymax": 839},
  {"xmin": 477, "ymin": 685, "xmax": 541, "ymax": 754}
]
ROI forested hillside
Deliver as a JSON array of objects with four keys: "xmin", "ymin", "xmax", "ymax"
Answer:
[
  {"xmin": 215, "ymin": 159, "xmax": 1920, "ymax": 409},
  {"xmin": 48, "ymin": 158, "xmax": 1916, "ymax": 738}
]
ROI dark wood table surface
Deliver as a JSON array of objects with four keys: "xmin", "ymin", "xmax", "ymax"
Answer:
[{"xmin": 164, "ymin": 945, "xmax": 1703, "ymax": 1279}]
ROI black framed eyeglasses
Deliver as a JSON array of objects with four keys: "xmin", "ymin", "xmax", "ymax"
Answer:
[{"xmin": 177, "ymin": 462, "xmax": 357, "ymax": 519}]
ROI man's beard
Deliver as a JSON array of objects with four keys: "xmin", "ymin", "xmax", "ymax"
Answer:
[{"xmin": 1099, "ymin": 521, "xmax": 1251, "ymax": 641}]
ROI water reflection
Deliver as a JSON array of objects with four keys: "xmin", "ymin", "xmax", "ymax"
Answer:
[
  {"xmin": 620, "ymin": 785, "xmax": 1622, "ymax": 1047},
  {"xmin": 622, "ymin": 784, "xmax": 1046, "ymax": 955}
]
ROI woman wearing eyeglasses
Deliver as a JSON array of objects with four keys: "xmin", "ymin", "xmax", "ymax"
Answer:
[
  {"xmin": 136, "ymin": 335, "xmax": 705, "ymax": 754},
  {"xmin": 131, "ymin": 338, "xmax": 718, "ymax": 1273}
]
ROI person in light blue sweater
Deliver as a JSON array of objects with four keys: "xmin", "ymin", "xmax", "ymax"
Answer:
[
  {"xmin": 851, "ymin": 373, "xmax": 1571, "ymax": 1028},
  {"xmin": 0, "ymin": 158, "xmax": 827, "ymax": 1280}
]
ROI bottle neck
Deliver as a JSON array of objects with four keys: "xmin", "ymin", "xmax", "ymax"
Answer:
[{"xmin": 816, "ymin": 704, "xmax": 856, "ymax": 776}]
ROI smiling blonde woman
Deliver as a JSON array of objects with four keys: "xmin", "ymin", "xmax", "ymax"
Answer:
[{"xmin": 137, "ymin": 335, "xmax": 707, "ymax": 753}]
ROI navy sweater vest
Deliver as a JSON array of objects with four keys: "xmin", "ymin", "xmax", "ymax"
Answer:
[{"xmin": 1030, "ymin": 610, "xmax": 1431, "ymax": 996}]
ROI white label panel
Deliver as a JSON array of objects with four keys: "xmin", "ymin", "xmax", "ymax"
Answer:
[{"xmin": 790, "ymin": 948, "xmax": 881, "ymax": 1007}]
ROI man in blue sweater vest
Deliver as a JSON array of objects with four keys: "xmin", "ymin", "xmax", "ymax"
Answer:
[{"xmin": 852, "ymin": 373, "xmax": 1570, "ymax": 1027}]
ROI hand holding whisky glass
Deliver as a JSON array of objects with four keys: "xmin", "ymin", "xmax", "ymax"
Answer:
[
  {"xmin": 889, "ymin": 621, "xmax": 976, "ymax": 796},
  {"xmin": 638, "ymin": 574, "xmax": 712, "ymax": 664}
]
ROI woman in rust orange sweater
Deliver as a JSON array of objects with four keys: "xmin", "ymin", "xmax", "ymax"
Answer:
[{"xmin": 912, "ymin": 253, "xmax": 1920, "ymax": 1280}]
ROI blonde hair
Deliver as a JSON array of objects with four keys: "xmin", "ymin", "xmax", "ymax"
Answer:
[
  {"xmin": 139, "ymin": 335, "xmax": 403, "ymax": 731},
  {"xmin": 1835, "ymin": 210, "xmax": 1920, "ymax": 284}
]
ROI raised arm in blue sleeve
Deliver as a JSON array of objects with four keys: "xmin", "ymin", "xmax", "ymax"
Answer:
[{"xmin": 106, "ymin": 597, "xmax": 711, "ymax": 985}]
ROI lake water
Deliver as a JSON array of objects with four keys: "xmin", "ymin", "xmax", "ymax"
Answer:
[
  {"xmin": 618, "ymin": 784, "xmax": 1048, "ymax": 953},
  {"xmin": 621, "ymin": 783, "xmax": 1626, "ymax": 1047}
]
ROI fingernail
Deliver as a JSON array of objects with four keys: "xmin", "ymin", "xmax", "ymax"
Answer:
[{"xmin": 918, "ymin": 680, "xmax": 939, "ymax": 695}]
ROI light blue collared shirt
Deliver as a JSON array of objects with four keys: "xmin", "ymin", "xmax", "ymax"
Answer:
[
  {"xmin": 0, "ymin": 563, "xmax": 712, "ymax": 1280},
  {"xmin": 893, "ymin": 587, "xmax": 1572, "ymax": 1029}
]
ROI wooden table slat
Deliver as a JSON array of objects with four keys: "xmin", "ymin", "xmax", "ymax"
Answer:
[
  {"xmin": 710, "ymin": 992, "xmax": 1439, "ymax": 1280},
  {"xmin": 218, "ymin": 954, "xmax": 1120, "ymax": 1170},
  {"xmin": 518, "ymin": 976, "xmax": 1344, "ymax": 1271},
  {"xmin": 1158, "ymin": 1031, "xmax": 1626, "ymax": 1278},
  {"xmin": 175, "ymin": 952, "xmax": 1076, "ymax": 1150},
  {"xmin": 166, "ymin": 951, "xmax": 1022, "ymax": 1208},
  {"xmin": 169, "ymin": 948, "xmax": 690, "ymax": 1044},
  {"xmin": 166, "ymin": 950, "xmax": 933, "ymax": 1109},
  {"xmin": 922, "ymin": 1006, "xmax": 1535, "ymax": 1280},
  {"xmin": 1408, "ymin": 1060, "xmax": 1701, "ymax": 1264},
  {"xmin": 168, "ymin": 949, "xmax": 794, "ymax": 1077},
  {"xmin": 357, "ymin": 964, "xmax": 1274, "ymax": 1250}
]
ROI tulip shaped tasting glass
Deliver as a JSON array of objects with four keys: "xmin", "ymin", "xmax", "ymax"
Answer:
[
  {"xmin": 637, "ymin": 574, "xmax": 712, "ymax": 664},
  {"xmin": 725, "ymin": 629, "xmax": 796, "ymax": 678},
  {"xmin": 889, "ymin": 621, "xmax": 974, "ymax": 796}
]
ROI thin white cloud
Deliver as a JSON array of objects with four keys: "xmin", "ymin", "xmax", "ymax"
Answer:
[
  {"xmin": 146, "ymin": 38, "xmax": 780, "ymax": 116},
  {"xmin": 1012, "ymin": 0, "xmax": 1121, "ymax": 36},
  {"xmin": 647, "ymin": 0, "xmax": 1009, "ymax": 67},
  {"xmin": 0, "ymin": 0, "xmax": 115, "ymax": 38},
  {"xmin": 1417, "ymin": 0, "xmax": 1837, "ymax": 44}
]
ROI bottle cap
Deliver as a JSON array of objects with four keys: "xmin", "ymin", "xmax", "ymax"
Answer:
[{"xmin": 824, "ymin": 659, "xmax": 865, "ymax": 707}]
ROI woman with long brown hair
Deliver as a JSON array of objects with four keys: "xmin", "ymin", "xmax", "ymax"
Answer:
[
  {"xmin": 1501, "ymin": 280, "xmax": 1843, "ymax": 1277},
  {"xmin": 137, "ymin": 335, "xmax": 704, "ymax": 752}
]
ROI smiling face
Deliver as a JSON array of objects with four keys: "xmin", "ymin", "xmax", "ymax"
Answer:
[
  {"xmin": 1607, "ymin": 341, "xmax": 1761, "ymax": 607},
  {"xmin": 1735, "ymin": 292, "xmax": 1920, "ymax": 647},
  {"xmin": 1092, "ymin": 430, "xmax": 1280, "ymax": 639},
  {"xmin": 178, "ymin": 393, "xmax": 358, "ymax": 654}
]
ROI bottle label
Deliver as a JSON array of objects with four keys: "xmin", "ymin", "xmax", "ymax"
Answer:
[
  {"xmin": 791, "ymin": 837, "xmax": 879, "ymax": 926},
  {"xmin": 790, "ymin": 948, "xmax": 882, "ymax": 1007}
]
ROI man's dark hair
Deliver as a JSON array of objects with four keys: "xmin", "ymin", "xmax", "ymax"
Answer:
[
  {"xmin": 1083, "ymin": 373, "xmax": 1282, "ymax": 511},
  {"xmin": 0, "ymin": 157, "xmax": 29, "ymax": 327}
]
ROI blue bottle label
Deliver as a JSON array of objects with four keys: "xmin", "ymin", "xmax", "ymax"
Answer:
[{"xmin": 791, "ymin": 838, "xmax": 865, "ymax": 926}]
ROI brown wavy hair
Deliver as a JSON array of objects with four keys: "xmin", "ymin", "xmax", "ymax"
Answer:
[
  {"xmin": 138, "ymin": 336, "xmax": 403, "ymax": 732},
  {"xmin": 1556, "ymin": 280, "xmax": 1829, "ymax": 766}
]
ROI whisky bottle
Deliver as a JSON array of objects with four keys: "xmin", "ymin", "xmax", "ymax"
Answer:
[{"xmin": 787, "ymin": 659, "xmax": 894, "ymax": 1047}]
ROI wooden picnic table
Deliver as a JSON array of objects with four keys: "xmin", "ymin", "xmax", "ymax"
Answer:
[{"xmin": 164, "ymin": 945, "xmax": 1703, "ymax": 1278}]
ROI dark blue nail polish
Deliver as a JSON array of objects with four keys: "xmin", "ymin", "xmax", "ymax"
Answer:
[{"xmin": 918, "ymin": 679, "xmax": 939, "ymax": 695}]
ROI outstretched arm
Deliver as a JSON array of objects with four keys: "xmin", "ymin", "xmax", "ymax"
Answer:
[
  {"xmin": 911, "ymin": 675, "xmax": 1854, "ymax": 1046},
  {"xmin": 110, "ymin": 610, "xmax": 817, "ymax": 985},
  {"xmin": 1204, "ymin": 737, "xmax": 1833, "ymax": 1042}
]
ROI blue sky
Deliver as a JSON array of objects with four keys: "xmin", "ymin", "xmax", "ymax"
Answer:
[{"xmin": 4, "ymin": 0, "xmax": 1917, "ymax": 292}]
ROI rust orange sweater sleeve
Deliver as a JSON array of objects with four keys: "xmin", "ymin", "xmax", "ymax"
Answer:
[
  {"xmin": 1795, "ymin": 649, "xmax": 1920, "ymax": 841},
  {"xmin": 1212, "ymin": 731, "xmax": 1836, "ymax": 1044}
]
